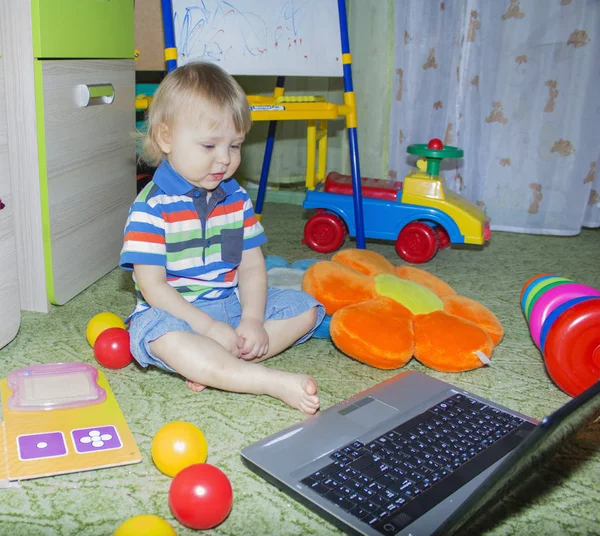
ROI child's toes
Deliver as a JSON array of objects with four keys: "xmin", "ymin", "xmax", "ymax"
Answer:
[
  {"xmin": 186, "ymin": 380, "xmax": 207, "ymax": 393},
  {"xmin": 302, "ymin": 376, "xmax": 318, "ymax": 396}
]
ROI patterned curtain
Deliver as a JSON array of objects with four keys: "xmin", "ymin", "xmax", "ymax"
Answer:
[{"xmin": 388, "ymin": 0, "xmax": 600, "ymax": 235}]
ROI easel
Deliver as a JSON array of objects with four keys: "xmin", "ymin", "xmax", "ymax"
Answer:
[{"xmin": 159, "ymin": 0, "xmax": 366, "ymax": 248}]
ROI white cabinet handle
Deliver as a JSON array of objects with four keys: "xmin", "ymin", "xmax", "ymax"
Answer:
[{"xmin": 76, "ymin": 83, "xmax": 115, "ymax": 107}]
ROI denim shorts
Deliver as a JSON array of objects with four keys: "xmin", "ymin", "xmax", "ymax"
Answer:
[{"xmin": 128, "ymin": 288, "xmax": 325, "ymax": 373}]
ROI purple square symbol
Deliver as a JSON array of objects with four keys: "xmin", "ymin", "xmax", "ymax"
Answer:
[
  {"xmin": 71, "ymin": 425, "xmax": 122, "ymax": 454},
  {"xmin": 17, "ymin": 431, "xmax": 67, "ymax": 461}
]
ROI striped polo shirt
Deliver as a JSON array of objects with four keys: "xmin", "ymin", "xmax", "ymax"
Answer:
[{"xmin": 120, "ymin": 160, "xmax": 266, "ymax": 317}]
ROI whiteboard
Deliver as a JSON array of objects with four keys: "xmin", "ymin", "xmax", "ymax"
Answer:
[{"xmin": 171, "ymin": 0, "xmax": 343, "ymax": 76}]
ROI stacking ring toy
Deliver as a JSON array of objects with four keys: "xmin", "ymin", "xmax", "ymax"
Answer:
[
  {"xmin": 520, "ymin": 273, "xmax": 551, "ymax": 302},
  {"xmin": 521, "ymin": 274, "xmax": 554, "ymax": 312},
  {"xmin": 525, "ymin": 278, "xmax": 575, "ymax": 321},
  {"xmin": 529, "ymin": 283, "xmax": 600, "ymax": 348},
  {"xmin": 539, "ymin": 296, "xmax": 598, "ymax": 353},
  {"xmin": 522, "ymin": 276, "xmax": 572, "ymax": 320},
  {"xmin": 543, "ymin": 298, "xmax": 600, "ymax": 397},
  {"xmin": 521, "ymin": 275, "xmax": 571, "ymax": 316},
  {"xmin": 522, "ymin": 274, "xmax": 600, "ymax": 397}
]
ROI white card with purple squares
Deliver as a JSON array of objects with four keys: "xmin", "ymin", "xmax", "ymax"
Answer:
[{"xmin": 0, "ymin": 363, "xmax": 141, "ymax": 482}]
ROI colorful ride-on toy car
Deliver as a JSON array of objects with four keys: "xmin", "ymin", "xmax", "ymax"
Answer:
[{"xmin": 302, "ymin": 139, "xmax": 490, "ymax": 263}]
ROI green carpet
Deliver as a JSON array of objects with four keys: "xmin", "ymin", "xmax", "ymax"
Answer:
[{"xmin": 1, "ymin": 203, "xmax": 599, "ymax": 536}]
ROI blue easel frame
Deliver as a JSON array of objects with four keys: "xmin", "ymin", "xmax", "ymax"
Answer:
[{"xmin": 159, "ymin": 0, "xmax": 366, "ymax": 249}]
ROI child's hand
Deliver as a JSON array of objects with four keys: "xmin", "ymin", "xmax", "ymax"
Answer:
[
  {"xmin": 204, "ymin": 320, "xmax": 244, "ymax": 358},
  {"xmin": 235, "ymin": 317, "xmax": 269, "ymax": 360}
]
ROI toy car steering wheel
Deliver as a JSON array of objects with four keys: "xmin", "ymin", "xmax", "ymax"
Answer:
[{"xmin": 407, "ymin": 138, "xmax": 464, "ymax": 176}]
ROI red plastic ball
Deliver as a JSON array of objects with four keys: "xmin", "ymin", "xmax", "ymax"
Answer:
[
  {"xmin": 169, "ymin": 463, "xmax": 233, "ymax": 530},
  {"xmin": 93, "ymin": 327, "xmax": 133, "ymax": 369},
  {"xmin": 427, "ymin": 138, "xmax": 444, "ymax": 150}
]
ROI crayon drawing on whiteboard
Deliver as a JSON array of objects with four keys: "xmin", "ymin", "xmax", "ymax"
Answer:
[{"xmin": 171, "ymin": 0, "xmax": 342, "ymax": 76}]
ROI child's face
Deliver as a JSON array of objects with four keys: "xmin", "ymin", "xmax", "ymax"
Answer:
[{"xmin": 159, "ymin": 108, "xmax": 246, "ymax": 190}]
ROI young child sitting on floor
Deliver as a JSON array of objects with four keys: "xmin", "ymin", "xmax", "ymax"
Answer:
[{"xmin": 120, "ymin": 62, "xmax": 325, "ymax": 414}]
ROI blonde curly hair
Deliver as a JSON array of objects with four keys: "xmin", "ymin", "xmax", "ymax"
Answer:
[{"xmin": 141, "ymin": 62, "xmax": 252, "ymax": 166}]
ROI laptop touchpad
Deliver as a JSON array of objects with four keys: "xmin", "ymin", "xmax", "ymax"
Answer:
[{"xmin": 340, "ymin": 397, "xmax": 400, "ymax": 427}]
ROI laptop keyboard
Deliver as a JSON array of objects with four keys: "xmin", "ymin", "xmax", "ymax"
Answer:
[{"xmin": 300, "ymin": 393, "xmax": 529, "ymax": 535}]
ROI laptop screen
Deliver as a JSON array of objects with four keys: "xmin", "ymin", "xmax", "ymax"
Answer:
[{"xmin": 436, "ymin": 380, "xmax": 600, "ymax": 535}]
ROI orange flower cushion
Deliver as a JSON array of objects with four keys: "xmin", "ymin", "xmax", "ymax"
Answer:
[{"xmin": 302, "ymin": 249, "xmax": 503, "ymax": 372}]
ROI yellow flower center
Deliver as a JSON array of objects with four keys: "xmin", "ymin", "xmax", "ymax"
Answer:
[{"xmin": 374, "ymin": 274, "xmax": 444, "ymax": 315}]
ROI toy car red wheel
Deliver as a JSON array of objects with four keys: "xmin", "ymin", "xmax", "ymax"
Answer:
[
  {"xmin": 396, "ymin": 222, "xmax": 439, "ymax": 263},
  {"xmin": 435, "ymin": 226, "xmax": 450, "ymax": 249},
  {"xmin": 303, "ymin": 212, "xmax": 347, "ymax": 253}
]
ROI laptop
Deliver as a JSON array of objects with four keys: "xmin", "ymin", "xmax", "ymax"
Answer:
[{"xmin": 241, "ymin": 370, "xmax": 600, "ymax": 535}]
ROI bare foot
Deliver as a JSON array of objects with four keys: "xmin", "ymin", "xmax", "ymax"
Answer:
[
  {"xmin": 185, "ymin": 380, "xmax": 207, "ymax": 393},
  {"xmin": 266, "ymin": 372, "xmax": 320, "ymax": 414}
]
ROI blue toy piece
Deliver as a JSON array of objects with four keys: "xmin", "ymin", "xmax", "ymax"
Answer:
[
  {"xmin": 313, "ymin": 315, "xmax": 332, "ymax": 339},
  {"xmin": 265, "ymin": 255, "xmax": 291, "ymax": 271},
  {"xmin": 264, "ymin": 256, "xmax": 332, "ymax": 340},
  {"xmin": 291, "ymin": 259, "xmax": 320, "ymax": 271}
]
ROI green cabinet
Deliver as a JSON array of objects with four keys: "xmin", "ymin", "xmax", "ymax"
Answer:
[{"xmin": 32, "ymin": 0, "xmax": 134, "ymax": 59}]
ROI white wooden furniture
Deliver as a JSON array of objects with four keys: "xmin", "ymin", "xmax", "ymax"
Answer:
[
  {"xmin": 0, "ymin": 35, "xmax": 21, "ymax": 348},
  {"xmin": 40, "ymin": 60, "xmax": 135, "ymax": 305},
  {"xmin": 0, "ymin": 0, "xmax": 136, "ymax": 312}
]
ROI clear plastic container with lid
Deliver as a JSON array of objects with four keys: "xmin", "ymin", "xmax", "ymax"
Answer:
[{"xmin": 7, "ymin": 362, "xmax": 106, "ymax": 412}]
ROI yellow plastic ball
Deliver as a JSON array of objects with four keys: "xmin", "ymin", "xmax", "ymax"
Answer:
[
  {"xmin": 151, "ymin": 421, "xmax": 208, "ymax": 477},
  {"xmin": 86, "ymin": 312, "xmax": 126, "ymax": 347},
  {"xmin": 113, "ymin": 514, "xmax": 177, "ymax": 536}
]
